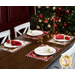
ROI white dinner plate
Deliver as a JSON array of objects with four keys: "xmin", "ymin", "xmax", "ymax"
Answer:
[
  {"xmin": 27, "ymin": 30, "xmax": 43, "ymax": 36},
  {"xmin": 53, "ymin": 34, "xmax": 71, "ymax": 42},
  {"xmin": 34, "ymin": 46, "xmax": 56, "ymax": 56},
  {"xmin": 4, "ymin": 40, "xmax": 24, "ymax": 48}
]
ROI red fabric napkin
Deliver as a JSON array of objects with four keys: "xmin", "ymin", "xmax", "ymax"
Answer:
[
  {"xmin": 54, "ymin": 34, "xmax": 70, "ymax": 40},
  {"xmin": 54, "ymin": 34, "xmax": 64, "ymax": 39},
  {"xmin": 6, "ymin": 39, "xmax": 22, "ymax": 46},
  {"xmin": 65, "ymin": 36, "xmax": 70, "ymax": 40}
]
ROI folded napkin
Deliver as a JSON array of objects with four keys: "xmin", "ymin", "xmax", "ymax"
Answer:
[
  {"xmin": 6, "ymin": 39, "xmax": 22, "ymax": 46},
  {"xmin": 54, "ymin": 34, "xmax": 70, "ymax": 40}
]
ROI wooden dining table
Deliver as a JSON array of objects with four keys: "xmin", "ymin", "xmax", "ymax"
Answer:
[{"xmin": 0, "ymin": 31, "xmax": 75, "ymax": 69}]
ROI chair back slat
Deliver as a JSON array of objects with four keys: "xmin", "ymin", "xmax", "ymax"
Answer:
[
  {"xmin": 14, "ymin": 22, "xmax": 30, "ymax": 38},
  {"xmin": 0, "ymin": 30, "xmax": 11, "ymax": 44}
]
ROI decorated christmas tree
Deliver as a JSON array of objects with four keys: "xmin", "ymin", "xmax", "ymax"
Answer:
[{"xmin": 30, "ymin": 6, "xmax": 75, "ymax": 35}]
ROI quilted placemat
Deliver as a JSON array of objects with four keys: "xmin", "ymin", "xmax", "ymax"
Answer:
[
  {"xmin": 0, "ymin": 40, "xmax": 31, "ymax": 53},
  {"xmin": 22, "ymin": 31, "xmax": 48, "ymax": 40},
  {"xmin": 26, "ymin": 44, "xmax": 61, "ymax": 62},
  {"xmin": 47, "ymin": 35, "xmax": 74, "ymax": 45}
]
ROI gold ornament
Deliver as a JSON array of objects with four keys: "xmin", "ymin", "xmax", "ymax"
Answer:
[
  {"xmin": 62, "ymin": 26, "xmax": 64, "ymax": 29},
  {"xmin": 37, "ymin": 16, "xmax": 38, "ymax": 18},
  {"xmin": 37, "ymin": 6, "xmax": 41, "ymax": 9},
  {"xmin": 54, "ymin": 13, "xmax": 55, "ymax": 15},
  {"xmin": 48, "ymin": 18, "xmax": 50, "ymax": 20},
  {"xmin": 66, "ymin": 31, "xmax": 68, "ymax": 33},
  {"xmin": 68, "ymin": 22, "xmax": 69, "ymax": 23},
  {"xmin": 47, "ymin": 24, "xmax": 51, "ymax": 28},
  {"xmin": 36, "ymin": 25, "xmax": 40, "ymax": 29},
  {"xmin": 52, "ymin": 16, "xmax": 54, "ymax": 18},
  {"xmin": 39, "ymin": 19, "xmax": 42, "ymax": 23},
  {"xmin": 69, "ymin": 32, "xmax": 71, "ymax": 35},
  {"xmin": 53, "ymin": 7, "xmax": 56, "ymax": 10},
  {"xmin": 58, "ymin": 19, "xmax": 61, "ymax": 22},
  {"xmin": 71, "ymin": 13, "xmax": 73, "ymax": 15},
  {"xmin": 38, "ymin": 11, "xmax": 40, "ymax": 13},
  {"xmin": 68, "ymin": 18, "xmax": 70, "ymax": 20}
]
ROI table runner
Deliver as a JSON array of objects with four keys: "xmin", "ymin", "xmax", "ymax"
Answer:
[
  {"xmin": 0, "ymin": 40, "xmax": 31, "ymax": 53},
  {"xmin": 22, "ymin": 31, "xmax": 48, "ymax": 40},
  {"xmin": 47, "ymin": 35, "xmax": 74, "ymax": 45},
  {"xmin": 26, "ymin": 44, "xmax": 61, "ymax": 62}
]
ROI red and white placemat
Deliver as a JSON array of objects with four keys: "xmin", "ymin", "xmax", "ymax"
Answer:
[
  {"xmin": 22, "ymin": 31, "xmax": 48, "ymax": 40},
  {"xmin": 0, "ymin": 40, "xmax": 31, "ymax": 53},
  {"xmin": 26, "ymin": 44, "xmax": 61, "ymax": 62}
]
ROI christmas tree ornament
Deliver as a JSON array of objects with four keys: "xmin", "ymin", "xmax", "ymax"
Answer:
[
  {"xmin": 62, "ymin": 26, "xmax": 64, "ymax": 29},
  {"xmin": 47, "ymin": 24, "xmax": 51, "ymax": 28},
  {"xmin": 53, "ymin": 6, "xmax": 56, "ymax": 10},
  {"xmin": 64, "ymin": 23, "xmax": 67, "ymax": 26},
  {"xmin": 58, "ymin": 19, "xmax": 61, "ymax": 22},
  {"xmin": 66, "ymin": 10, "xmax": 69, "ymax": 14},
  {"xmin": 71, "ymin": 13, "xmax": 73, "ymax": 15},
  {"xmin": 48, "ymin": 18, "xmax": 50, "ymax": 20},
  {"xmin": 46, "ymin": 6, "xmax": 49, "ymax": 8},
  {"xmin": 55, "ymin": 17, "xmax": 60, "ymax": 21},
  {"xmin": 44, "ymin": 20, "xmax": 48, "ymax": 23},
  {"xmin": 54, "ymin": 13, "xmax": 56, "ymax": 15},
  {"xmin": 39, "ymin": 14, "xmax": 43, "ymax": 19},
  {"xmin": 39, "ymin": 19, "xmax": 42, "ymax": 23},
  {"xmin": 37, "ymin": 6, "xmax": 41, "ymax": 9},
  {"xmin": 38, "ymin": 11, "xmax": 40, "ymax": 13},
  {"xmin": 68, "ymin": 22, "xmax": 69, "ymax": 23},
  {"xmin": 36, "ymin": 25, "xmax": 40, "ymax": 29},
  {"xmin": 66, "ymin": 31, "xmax": 68, "ymax": 33},
  {"xmin": 58, "ymin": 7, "xmax": 62, "ymax": 11},
  {"xmin": 54, "ymin": 24, "xmax": 57, "ymax": 28}
]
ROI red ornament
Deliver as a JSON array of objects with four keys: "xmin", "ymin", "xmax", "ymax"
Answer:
[
  {"xmin": 44, "ymin": 20, "xmax": 48, "ymax": 23},
  {"xmin": 64, "ymin": 23, "xmax": 67, "ymax": 26},
  {"xmin": 55, "ymin": 17, "xmax": 60, "ymax": 21},
  {"xmin": 54, "ymin": 24, "xmax": 57, "ymax": 28},
  {"xmin": 58, "ymin": 7, "xmax": 61, "ymax": 11},
  {"xmin": 39, "ymin": 14, "xmax": 43, "ymax": 19},
  {"xmin": 66, "ymin": 10, "xmax": 69, "ymax": 14},
  {"xmin": 46, "ymin": 6, "xmax": 49, "ymax": 8}
]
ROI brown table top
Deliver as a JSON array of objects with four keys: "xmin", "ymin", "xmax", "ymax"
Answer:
[{"xmin": 0, "ymin": 31, "xmax": 75, "ymax": 69}]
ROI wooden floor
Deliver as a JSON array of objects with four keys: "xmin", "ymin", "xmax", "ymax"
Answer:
[{"xmin": 0, "ymin": 31, "xmax": 75, "ymax": 69}]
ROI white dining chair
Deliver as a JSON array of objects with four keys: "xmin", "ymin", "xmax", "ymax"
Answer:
[
  {"xmin": 14, "ymin": 22, "xmax": 30, "ymax": 38},
  {"xmin": 61, "ymin": 42, "xmax": 75, "ymax": 69},
  {"xmin": 0, "ymin": 30, "xmax": 11, "ymax": 44}
]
